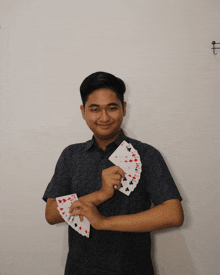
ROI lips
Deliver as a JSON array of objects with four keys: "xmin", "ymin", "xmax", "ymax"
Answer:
[{"xmin": 98, "ymin": 123, "xmax": 113, "ymax": 127}]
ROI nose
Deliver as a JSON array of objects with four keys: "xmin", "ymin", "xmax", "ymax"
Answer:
[{"xmin": 99, "ymin": 110, "xmax": 110, "ymax": 123}]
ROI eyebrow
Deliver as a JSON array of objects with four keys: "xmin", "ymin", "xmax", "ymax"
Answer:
[{"xmin": 88, "ymin": 102, "xmax": 119, "ymax": 108}]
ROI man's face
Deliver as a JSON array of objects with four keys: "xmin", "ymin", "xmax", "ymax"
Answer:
[{"xmin": 80, "ymin": 88, "xmax": 126, "ymax": 141}]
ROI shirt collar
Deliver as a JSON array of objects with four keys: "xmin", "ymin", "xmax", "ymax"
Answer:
[{"xmin": 83, "ymin": 129, "xmax": 129, "ymax": 151}]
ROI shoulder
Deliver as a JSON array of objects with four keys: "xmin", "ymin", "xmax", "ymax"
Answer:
[
  {"xmin": 127, "ymin": 136, "xmax": 161, "ymax": 157},
  {"xmin": 59, "ymin": 140, "xmax": 92, "ymax": 159}
]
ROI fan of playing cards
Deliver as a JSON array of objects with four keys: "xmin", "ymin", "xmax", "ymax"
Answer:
[
  {"xmin": 56, "ymin": 194, "xmax": 90, "ymax": 238},
  {"xmin": 109, "ymin": 140, "xmax": 142, "ymax": 196}
]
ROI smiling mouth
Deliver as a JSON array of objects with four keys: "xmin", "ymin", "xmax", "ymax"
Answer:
[{"xmin": 98, "ymin": 124, "xmax": 113, "ymax": 127}]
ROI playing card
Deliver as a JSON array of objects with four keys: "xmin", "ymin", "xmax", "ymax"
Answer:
[
  {"xmin": 120, "ymin": 176, "xmax": 134, "ymax": 194},
  {"xmin": 68, "ymin": 215, "xmax": 90, "ymax": 238},
  {"xmin": 109, "ymin": 141, "xmax": 130, "ymax": 164},
  {"xmin": 108, "ymin": 141, "xmax": 142, "ymax": 196},
  {"xmin": 110, "ymin": 147, "xmax": 141, "ymax": 169},
  {"xmin": 56, "ymin": 194, "xmax": 90, "ymax": 238},
  {"xmin": 56, "ymin": 194, "xmax": 77, "ymax": 206},
  {"xmin": 57, "ymin": 206, "xmax": 70, "ymax": 220}
]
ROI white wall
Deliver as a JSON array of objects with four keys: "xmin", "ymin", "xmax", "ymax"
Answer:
[{"xmin": 1, "ymin": 0, "xmax": 220, "ymax": 274}]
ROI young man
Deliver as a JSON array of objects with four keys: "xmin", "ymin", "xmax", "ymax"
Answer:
[{"xmin": 43, "ymin": 72, "xmax": 184, "ymax": 275}]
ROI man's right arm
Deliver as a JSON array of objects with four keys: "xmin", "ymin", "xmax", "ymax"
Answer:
[
  {"xmin": 45, "ymin": 198, "xmax": 65, "ymax": 225},
  {"xmin": 45, "ymin": 190, "xmax": 114, "ymax": 225},
  {"xmin": 45, "ymin": 166, "xmax": 125, "ymax": 225}
]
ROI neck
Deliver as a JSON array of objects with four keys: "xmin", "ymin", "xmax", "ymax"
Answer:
[{"xmin": 95, "ymin": 130, "xmax": 121, "ymax": 150}]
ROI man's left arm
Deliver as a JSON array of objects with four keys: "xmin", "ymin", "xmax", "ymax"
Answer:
[{"xmin": 70, "ymin": 198, "xmax": 184, "ymax": 232}]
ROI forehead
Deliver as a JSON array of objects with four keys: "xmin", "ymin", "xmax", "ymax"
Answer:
[{"xmin": 86, "ymin": 88, "xmax": 121, "ymax": 106}]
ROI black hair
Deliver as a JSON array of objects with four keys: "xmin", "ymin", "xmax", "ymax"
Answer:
[{"xmin": 80, "ymin": 71, "xmax": 126, "ymax": 106}]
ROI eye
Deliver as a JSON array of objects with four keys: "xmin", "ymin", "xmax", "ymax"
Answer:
[
  {"xmin": 109, "ymin": 107, "xmax": 117, "ymax": 111},
  {"xmin": 91, "ymin": 108, "xmax": 99, "ymax": 112}
]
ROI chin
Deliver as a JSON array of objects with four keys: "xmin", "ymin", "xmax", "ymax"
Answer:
[{"xmin": 97, "ymin": 129, "xmax": 120, "ymax": 141}]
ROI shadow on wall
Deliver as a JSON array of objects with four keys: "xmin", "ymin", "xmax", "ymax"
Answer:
[
  {"xmin": 55, "ymin": 223, "xmax": 69, "ymax": 270},
  {"xmin": 151, "ymin": 201, "xmax": 196, "ymax": 275}
]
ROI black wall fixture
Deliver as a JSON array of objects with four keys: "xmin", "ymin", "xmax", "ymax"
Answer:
[{"xmin": 211, "ymin": 41, "xmax": 220, "ymax": 55}]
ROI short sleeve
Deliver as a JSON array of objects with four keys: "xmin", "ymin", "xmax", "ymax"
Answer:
[
  {"xmin": 42, "ymin": 148, "xmax": 71, "ymax": 202},
  {"xmin": 145, "ymin": 149, "xmax": 182, "ymax": 206}
]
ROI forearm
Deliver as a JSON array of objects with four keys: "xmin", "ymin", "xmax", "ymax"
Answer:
[
  {"xmin": 101, "ymin": 199, "xmax": 184, "ymax": 233},
  {"xmin": 79, "ymin": 190, "xmax": 109, "ymax": 206},
  {"xmin": 45, "ymin": 198, "xmax": 65, "ymax": 225},
  {"xmin": 45, "ymin": 191, "xmax": 109, "ymax": 225}
]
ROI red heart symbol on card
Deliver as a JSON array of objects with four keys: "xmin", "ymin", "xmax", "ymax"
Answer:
[
  {"xmin": 63, "ymin": 199, "xmax": 66, "ymax": 202},
  {"xmin": 58, "ymin": 200, "xmax": 62, "ymax": 203},
  {"xmin": 79, "ymin": 227, "xmax": 82, "ymax": 230}
]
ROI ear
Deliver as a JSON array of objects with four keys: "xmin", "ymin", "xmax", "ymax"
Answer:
[
  {"xmin": 123, "ymin": 102, "xmax": 127, "ymax": 117},
  {"xmin": 80, "ymin": 105, "xmax": 85, "ymax": 120}
]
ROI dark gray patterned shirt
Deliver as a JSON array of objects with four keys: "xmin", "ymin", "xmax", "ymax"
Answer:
[{"xmin": 43, "ymin": 130, "xmax": 182, "ymax": 275}]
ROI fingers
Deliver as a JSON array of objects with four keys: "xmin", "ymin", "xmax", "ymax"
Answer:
[
  {"xmin": 69, "ymin": 201, "xmax": 83, "ymax": 216},
  {"xmin": 70, "ymin": 209, "xmax": 81, "ymax": 217},
  {"xmin": 100, "ymin": 166, "xmax": 125, "ymax": 198},
  {"xmin": 111, "ymin": 170, "xmax": 124, "ymax": 190},
  {"xmin": 110, "ymin": 166, "xmax": 125, "ymax": 179},
  {"xmin": 79, "ymin": 215, "xmax": 84, "ymax": 222},
  {"xmin": 69, "ymin": 201, "xmax": 76, "ymax": 213},
  {"xmin": 113, "ymin": 184, "xmax": 121, "ymax": 190},
  {"xmin": 69, "ymin": 199, "xmax": 85, "ymax": 213},
  {"xmin": 111, "ymin": 176, "xmax": 122, "ymax": 186},
  {"xmin": 69, "ymin": 201, "xmax": 91, "ymax": 217},
  {"xmin": 116, "ymin": 166, "xmax": 125, "ymax": 179}
]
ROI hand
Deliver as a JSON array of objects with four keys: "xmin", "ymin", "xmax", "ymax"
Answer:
[
  {"xmin": 69, "ymin": 200, "xmax": 105, "ymax": 230},
  {"xmin": 100, "ymin": 166, "xmax": 125, "ymax": 200},
  {"xmin": 67, "ymin": 197, "xmax": 85, "ymax": 222}
]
